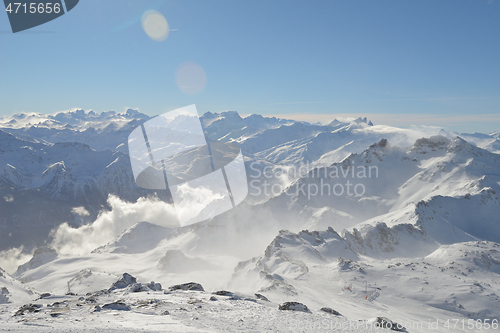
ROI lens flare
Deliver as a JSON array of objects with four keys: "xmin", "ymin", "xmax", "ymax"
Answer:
[
  {"xmin": 175, "ymin": 62, "xmax": 207, "ymax": 95},
  {"xmin": 141, "ymin": 10, "xmax": 169, "ymax": 42}
]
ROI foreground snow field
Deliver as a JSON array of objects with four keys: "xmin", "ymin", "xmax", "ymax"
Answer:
[{"xmin": 1, "ymin": 110, "xmax": 500, "ymax": 332}]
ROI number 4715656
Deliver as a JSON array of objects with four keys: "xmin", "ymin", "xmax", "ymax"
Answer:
[{"xmin": 6, "ymin": 3, "xmax": 61, "ymax": 14}]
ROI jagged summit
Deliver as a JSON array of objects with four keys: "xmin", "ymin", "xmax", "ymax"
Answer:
[
  {"xmin": 328, "ymin": 116, "xmax": 374, "ymax": 127},
  {"xmin": 15, "ymin": 247, "xmax": 58, "ymax": 277}
]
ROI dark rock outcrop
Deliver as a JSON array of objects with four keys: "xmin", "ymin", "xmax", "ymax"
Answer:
[
  {"xmin": 102, "ymin": 300, "xmax": 131, "ymax": 311},
  {"xmin": 213, "ymin": 290, "xmax": 233, "ymax": 296},
  {"xmin": 169, "ymin": 282, "xmax": 204, "ymax": 292},
  {"xmin": 278, "ymin": 301, "xmax": 311, "ymax": 313},
  {"xmin": 375, "ymin": 317, "xmax": 406, "ymax": 332},
  {"xmin": 320, "ymin": 307, "xmax": 341, "ymax": 316},
  {"xmin": 109, "ymin": 273, "xmax": 136, "ymax": 291},
  {"xmin": 255, "ymin": 293, "xmax": 269, "ymax": 302},
  {"xmin": 14, "ymin": 304, "xmax": 42, "ymax": 316}
]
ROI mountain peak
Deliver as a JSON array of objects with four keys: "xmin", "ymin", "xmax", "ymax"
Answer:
[
  {"xmin": 411, "ymin": 135, "xmax": 450, "ymax": 153},
  {"xmin": 328, "ymin": 117, "xmax": 373, "ymax": 127},
  {"xmin": 219, "ymin": 110, "xmax": 242, "ymax": 120}
]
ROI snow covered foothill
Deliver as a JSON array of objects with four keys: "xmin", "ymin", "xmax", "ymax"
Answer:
[
  {"xmin": 230, "ymin": 229, "xmax": 500, "ymax": 332},
  {"xmin": 0, "ymin": 266, "xmax": 35, "ymax": 305}
]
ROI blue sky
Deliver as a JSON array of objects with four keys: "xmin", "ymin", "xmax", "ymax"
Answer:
[{"xmin": 0, "ymin": 0, "xmax": 499, "ymax": 132}]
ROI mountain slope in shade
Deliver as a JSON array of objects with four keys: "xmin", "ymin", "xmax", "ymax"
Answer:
[
  {"xmin": 0, "ymin": 266, "xmax": 35, "ymax": 304},
  {"xmin": 0, "ymin": 129, "xmax": 164, "ymax": 251}
]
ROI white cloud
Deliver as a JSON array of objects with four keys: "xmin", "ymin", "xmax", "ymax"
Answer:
[
  {"xmin": 50, "ymin": 195, "xmax": 179, "ymax": 255},
  {"xmin": 71, "ymin": 206, "xmax": 90, "ymax": 217},
  {"xmin": 0, "ymin": 246, "xmax": 31, "ymax": 275}
]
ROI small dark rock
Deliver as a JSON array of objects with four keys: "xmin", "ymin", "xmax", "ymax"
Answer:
[
  {"xmin": 213, "ymin": 290, "xmax": 233, "ymax": 296},
  {"xmin": 169, "ymin": 282, "xmax": 204, "ymax": 292},
  {"xmin": 375, "ymin": 317, "xmax": 406, "ymax": 332},
  {"xmin": 129, "ymin": 283, "xmax": 149, "ymax": 293},
  {"xmin": 102, "ymin": 300, "xmax": 131, "ymax": 311},
  {"xmin": 278, "ymin": 301, "xmax": 311, "ymax": 313},
  {"xmin": 39, "ymin": 293, "xmax": 51, "ymax": 299},
  {"xmin": 242, "ymin": 298, "xmax": 257, "ymax": 302},
  {"xmin": 162, "ymin": 310, "xmax": 170, "ymax": 315},
  {"xmin": 65, "ymin": 292, "xmax": 77, "ymax": 296},
  {"xmin": 147, "ymin": 281, "xmax": 162, "ymax": 291},
  {"xmin": 14, "ymin": 304, "xmax": 43, "ymax": 316},
  {"xmin": 255, "ymin": 293, "xmax": 269, "ymax": 302},
  {"xmin": 209, "ymin": 296, "xmax": 217, "ymax": 301},
  {"xmin": 89, "ymin": 289, "xmax": 109, "ymax": 297},
  {"xmin": 320, "ymin": 307, "xmax": 341, "ymax": 316},
  {"xmin": 85, "ymin": 296, "xmax": 97, "ymax": 303}
]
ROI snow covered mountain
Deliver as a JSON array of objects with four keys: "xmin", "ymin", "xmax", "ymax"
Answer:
[
  {"xmin": 0, "ymin": 266, "xmax": 34, "ymax": 305},
  {"xmin": 0, "ymin": 128, "xmax": 167, "ymax": 251},
  {"xmin": 1, "ymin": 108, "xmax": 500, "ymax": 332}
]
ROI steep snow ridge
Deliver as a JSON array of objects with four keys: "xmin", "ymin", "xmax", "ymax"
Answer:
[
  {"xmin": 246, "ymin": 128, "xmax": 444, "ymax": 206},
  {"xmin": 240, "ymin": 122, "xmax": 333, "ymax": 155},
  {"xmin": 340, "ymin": 202, "xmax": 478, "ymax": 260},
  {"xmin": 93, "ymin": 221, "xmax": 173, "ymax": 254},
  {"xmin": 426, "ymin": 241, "xmax": 500, "ymax": 274},
  {"xmin": 340, "ymin": 138, "xmax": 500, "ymax": 257},
  {"xmin": 261, "ymin": 138, "xmax": 420, "ymax": 231},
  {"xmin": 414, "ymin": 190, "xmax": 500, "ymax": 243},
  {"xmin": 0, "ymin": 134, "xmax": 133, "ymax": 190},
  {"xmin": 246, "ymin": 120, "xmax": 392, "ymax": 167},
  {"xmin": 231, "ymin": 229, "xmax": 500, "ymax": 327},
  {"xmin": 394, "ymin": 136, "xmax": 500, "ymax": 210},
  {"xmin": 14, "ymin": 247, "xmax": 58, "ymax": 277},
  {"xmin": 0, "ymin": 266, "xmax": 35, "ymax": 304},
  {"xmin": 201, "ymin": 111, "xmax": 294, "ymax": 143},
  {"xmin": 245, "ymin": 135, "xmax": 500, "ymax": 261},
  {"xmin": 459, "ymin": 131, "xmax": 500, "ymax": 154},
  {"xmin": 298, "ymin": 205, "xmax": 361, "ymax": 233},
  {"xmin": 231, "ymin": 228, "xmax": 358, "ymax": 294},
  {"xmin": 339, "ymin": 183, "xmax": 499, "ymax": 259}
]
